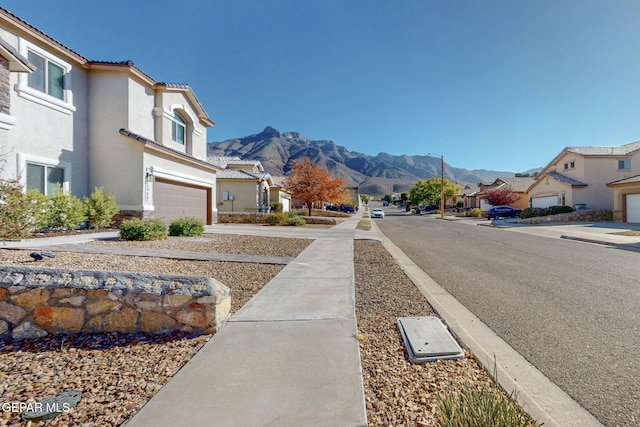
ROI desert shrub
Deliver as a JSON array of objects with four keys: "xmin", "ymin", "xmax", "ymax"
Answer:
[
  {"xmin": 84, "ymin": 187, "xmax": 119, "ymax": 229},
  {"xmin": 469, "ymin": 208, "xmax": 483, "ymax": 217},
  {"xmin": 26, "ymin": 189, "xmax": 51, "ymax": 230},
  {"xmin": 270, "ymin": 201, "xmax": 283, "ymax": 213},
  {"xmin": 282, "ymin": 215, "xmax": 306, "ymax": 226},
  {"xmin": 0, "ymin": 179, "xmax": 33, "ymax": 240},
  {"xmin": 169, "ymin": 216, "xmax": 204, "ymax": 236},
  {"xmin": 547, "ymin": 205, "xmax": 574, "ymax": 215},
  {"xmin": 521, "ymin": 207, "xmax": 547, "ymax": 219},
  {"xmin": 264, "ymin": 212, "xmax": 287, "ymax": 225},
  {"xmin": 47, "ymin": 190, "xmax": 86, "ymax": 230},
  {"xmin": 120, "ymin": 218, "xmax": 167, "ymax": 241}
]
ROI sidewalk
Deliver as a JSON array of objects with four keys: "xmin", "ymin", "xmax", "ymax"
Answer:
[{"xmin": 125, "ymin": 215, "xmax": 368, "ymax": 427}]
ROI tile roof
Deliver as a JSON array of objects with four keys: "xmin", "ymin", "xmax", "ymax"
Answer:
[
  {"xmin": 217, "ymin": 169, "xmax": 271, "ymax": 181},
  {"xmin": 118, "ymin": 129, "xmax": 221, "ymax": 171},
  {"xmin": 209, "ymin": 156, "xmax": 261, "ymax": 169},
  {"xmin": 607, "ymin": 174, "xmax": 640, "ymax": 186},
  {"xmin": 546, "ymin": 172, "xmax": 588, "ymax": 187},
  {"xmin": 566, "ymin": 140, "xmax": 640, "ymax": 156},
  {"xmin": 496, "ymin": 177, "xmax": 536, "ymax": 192}
]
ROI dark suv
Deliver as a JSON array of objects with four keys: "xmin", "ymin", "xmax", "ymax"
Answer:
[{"xmin": 483, "ymin": 205, "xmax": 522, "ymax": 220}]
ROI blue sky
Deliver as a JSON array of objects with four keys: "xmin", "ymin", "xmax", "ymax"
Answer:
[{"xmin": 5, "ymin": 1, "xmax": 640, "ymax": 172}]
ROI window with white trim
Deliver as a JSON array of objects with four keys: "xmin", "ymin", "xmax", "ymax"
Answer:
[
  {"xmin": 171, "ymin": 112, "xmax": 186, "ymax": 145},
  {"xmin": 27, "ymin": 50, "xmax": 65, "ymax": 100},
  {"xmin": 26, "ymin": 163, "xmax": 64, "ymax": 195}
]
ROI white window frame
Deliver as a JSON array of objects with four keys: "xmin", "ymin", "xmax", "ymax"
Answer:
[
  {"xmin": 17, "ymin": 153, "xmax": 71, "ymax": 195},
  {"xmin": 171, "ymin": 112, "xmax": 186, "ymax": 145},
  {"xmin": 16, "ymin": 39, "xmax": 75, "ymax": 114}
]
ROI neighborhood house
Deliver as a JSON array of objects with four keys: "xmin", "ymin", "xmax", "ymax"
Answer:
[{"xmin": 0, "ymin": 8, "xmax": 221, "ymax": 225}]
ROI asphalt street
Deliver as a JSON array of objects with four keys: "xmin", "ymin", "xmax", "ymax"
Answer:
[{"xmin": 375, "ymin": 208, "xmax": 640, "ymax": 427}]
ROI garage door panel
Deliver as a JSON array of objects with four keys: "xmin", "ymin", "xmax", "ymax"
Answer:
[
  {"xmin": 154, "ymin": 179, "xmax": 208, "ymax": 224},
  {"xmin": 532, "ymin": 196, "xmax": 557, "ymax": 208},
  {"xmin": 626, "ymin": 194, "xmax": 640, "ymax": 223}
]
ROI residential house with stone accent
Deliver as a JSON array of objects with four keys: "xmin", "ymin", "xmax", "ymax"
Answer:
[
  {"xmin": 527, "ymin": 141, "xmax": 640, "ymax": 221},
  {"xmin": 0, "ymin": 7, "xmax": 220, "ymax": 224},
  {"xmin": 463, "ymin": 177, "xmax": 534, "ymax": 211}
]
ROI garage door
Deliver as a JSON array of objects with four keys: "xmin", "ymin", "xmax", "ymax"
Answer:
[
  {"xmin": 626, "ymin": 194, "xmax": 640, "ymax": 223},
  {"xmin": 531, "ymin": 196, "xmax": 557, "ymax": 208},
  {"xmin": 153, "ymin": 179, "xmax": 209, "ymax": 224}
]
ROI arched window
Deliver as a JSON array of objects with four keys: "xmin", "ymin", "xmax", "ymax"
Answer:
[{"xmin": 171, "ymin": 112, "xmax": 186, "ymax": 145}]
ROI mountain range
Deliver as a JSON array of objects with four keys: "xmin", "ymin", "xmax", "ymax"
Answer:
[{"xmin": 207, "ymin": 126, "xmax": 538, "ymax": 196}]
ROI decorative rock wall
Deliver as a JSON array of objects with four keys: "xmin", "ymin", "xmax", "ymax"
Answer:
[
  {"xmin": 518, "ymin": 210, "xmax": 613, "ymax": 225},
  {"xmin": 218, "ymin": 212, "xmax": 341, "ymax": 225},
  {"xmin": 0, "ymin": 266, "xmax": 230, "ymax": 340}
]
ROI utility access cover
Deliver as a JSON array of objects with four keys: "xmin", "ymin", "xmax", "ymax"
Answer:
[{"xmin": 397, "ymin": 316, "xmax": 464, "ymax": 363}]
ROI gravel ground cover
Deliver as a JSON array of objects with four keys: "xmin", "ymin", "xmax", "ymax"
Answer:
[
  {"xmin": 0, "ymin": 232, "xmax": 521, "ymax": 426},
  {"xmin": 354, "ymin": 239, "xmax": 502, "ymax": 426}
]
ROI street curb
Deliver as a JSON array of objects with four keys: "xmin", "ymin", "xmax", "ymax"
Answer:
[{"xmin": 369, "ymin": 220, "xmax": 603, "ymax": 427}]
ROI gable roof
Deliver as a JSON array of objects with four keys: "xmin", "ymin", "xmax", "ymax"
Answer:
[
  {"xmin": 209, "ymin": 156, "xmax": 262, "ymax": 170},
  {"xmin": 607, "ymin": 174, "xmax": 640, "ymax": 187},
  {"xmin": 566, "ymin": 140, "xmax": 640, "ymax": 156},
  {"xmin": 545, "ymin": 172, "xmax": 588, "ymax": 187},
  {"xmin": 495, "ymin": 177, "xmax": 535, "ymax": 193}
]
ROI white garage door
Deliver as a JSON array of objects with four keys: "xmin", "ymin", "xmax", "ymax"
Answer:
[
  {"xmin": 153, "ymin": 179, "xmax": 209, "ymax": 224},
  {"xmin": 531, "ymin": 196, "xmax": 557, "ymax": 208},
  {"xmin": 282, "ymin": 198, "xmax": 290, "ymax": 213},
  {"xmin": 626, "ymin": 194, "xmax": 640, "ymax": 223}
]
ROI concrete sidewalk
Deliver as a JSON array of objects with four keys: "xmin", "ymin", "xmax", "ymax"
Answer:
[{"xmin": 125, "ymin": 216, "xmax": 367, "ymax": 427}]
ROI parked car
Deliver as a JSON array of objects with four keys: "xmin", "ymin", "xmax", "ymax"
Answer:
[
  {"xmin": 340, "ymin": 205, "xmax": 355, "ymax": 213},
  {"xmin": 483, "ymin": 205, "xmax": 522, "ymax": 220},
  {"xmin": 325, "ymin": 204, "xmax": 339, "ymax": 211},
  {"xmin": 371, "ymin": 208, "xmax": 385, "ymax": 218}
]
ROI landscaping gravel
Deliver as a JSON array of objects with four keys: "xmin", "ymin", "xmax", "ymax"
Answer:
[{"xmin": 0, "ymin": 233, "xmax": 515, "ymax": 426}]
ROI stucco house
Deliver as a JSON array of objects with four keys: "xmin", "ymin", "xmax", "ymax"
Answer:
[
  {"xmin": 527, "ymin": 141, "xmax": 640, "ymax": 216},
  {"xmin": 463, "ymin": 177, "xmax": 534, "ymax": 210},
  {"xmin": 210, "ymin": 157, "xmax": 274, "ymax": 213},
  {"xmin": 0, "ymin": 7, "xmax": 220, "ymax": 224},
  {"xmin": 606, "ymin": 175, "xmax": 640, "ymax": 223}
]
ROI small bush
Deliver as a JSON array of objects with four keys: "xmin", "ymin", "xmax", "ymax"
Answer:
[
  {"xmin": 547, "ymin": 205, "xmax": 574, "ymax": 215},
  {"xmin": 469, "ymin": 208, "xmax": 483, "ymax": 217},
  {"xmin": 47, "ymin": 190, "xmax": 86, "ymax": 230},
  {"xmin": 0, "ymin": 179, "xmax": 33, "ymax": 240},
  {"xmin": 26, "ymin": 190, "xmax": 51, "ymax": 230},
  {"xmin": 270, "ymin": 201, "xmax": 283, "ymax": 213},
  {"xmin": 264, "ymin": 212, "xmax": 305, "ymax": 226},
  {"xmin": 169, "ymin": 217, "xmax": 204, "ymax": 237},
  {"xmin": 282, "ymin": 215, "xmax": 306, "ymax": 226},
  {"xmin": 120, "ymin": 218, "xmax": 167, "ymax": 241},
  {"xmin": 84, "ymin": 187, "xmax": 119, "ymax": 229}
]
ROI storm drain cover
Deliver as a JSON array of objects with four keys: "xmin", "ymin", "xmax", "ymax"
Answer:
[{"xmin": 397, "ymin": 316, "xmax": 464, "ymax": 363}]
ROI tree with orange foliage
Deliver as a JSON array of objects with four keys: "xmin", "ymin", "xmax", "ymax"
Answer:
[
  {"xmin": 483, "ymin": 186, "xmax": 520, "ymax": 206},
  {"xmin": 284, "ymin": 157, "xmax": 349, "ymax": 216}
]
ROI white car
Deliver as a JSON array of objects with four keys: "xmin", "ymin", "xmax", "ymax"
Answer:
[{"xmin": 371, "ymin": 208, "xmax": 385, "ymax": 219}]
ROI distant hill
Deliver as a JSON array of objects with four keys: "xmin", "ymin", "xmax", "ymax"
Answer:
[{"xmin": 207, "ymin": 126, "xmax": 534, "ymax": 196}]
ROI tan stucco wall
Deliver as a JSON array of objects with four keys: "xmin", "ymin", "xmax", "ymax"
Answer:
[
  {"xmin": 527, "ymin": 177, "xmax": 569, "ymax": 207},
  {"xmin": 217, "ymin": 180, "xmax": 261, "ymax": 213}
]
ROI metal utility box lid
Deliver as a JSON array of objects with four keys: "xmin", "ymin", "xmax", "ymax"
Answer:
[{"xmin": 397, "ymin": 316, "xmax": 464, "ymax": 363}]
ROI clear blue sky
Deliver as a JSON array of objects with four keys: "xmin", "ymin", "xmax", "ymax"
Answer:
[{"xmin": 5, "ymin": 1, "xmax": 640, "ymax": 172}]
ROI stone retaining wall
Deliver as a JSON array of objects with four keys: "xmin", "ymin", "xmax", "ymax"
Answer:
[
  {"xmin": 0, "ymin": 266, "xmax": 230, "ymax": 340},
  {"xmin": 518, "ymin": 209, "xmax": 613, "ymax": 225}
]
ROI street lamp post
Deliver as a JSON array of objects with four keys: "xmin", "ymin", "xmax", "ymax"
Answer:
[{"xmin": 428, "ymin": 153, "xmax": 445, "ymax": 219}]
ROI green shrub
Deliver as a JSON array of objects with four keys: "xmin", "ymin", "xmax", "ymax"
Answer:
[
  {"xmin": 119, "ymin": 218, "xmax": 167, "ymax": 241},
  {"xmin": 84, "ymin": 187, "xmax": 119, "ymax": 229},
  {"xmin": 47, "ymin": 190, "xmax": 86, "ymax": 230},
  {"xmin": 169, "ymin": 216, "xmax": 204, "ymax": 236},
  {"xmin": 264, "ymin": 212, "xmax": 306, "ymax": 226},
  {"xmin": 0, "ymin": 179, "xmax": 33, "ymax": 240},
  {"xmin": 547, "ymin": 205, "xmax": 574, "ymax": 215},
  {"xmin": 521, "ymin": 207, "xmax": 546, "ymax": 219},
  {"xmin": 469, "ymin": 208, "xmax": 483, "ymax": 217},
  {"xmin": 26, "ymin": 189, "xmax": 51, "ymax": 230},
  {"xmin": 282, "ymin": 215, "xmax": 306, "ymax": 226},
  {"xmin": 269, "ymin": 201, "xmax": 283, "ymax": 213}
]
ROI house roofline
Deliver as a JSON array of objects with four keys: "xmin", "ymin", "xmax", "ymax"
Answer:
[{"xmin": 119, "ymin": 129, "xmax": 222, "ymax": 172}]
